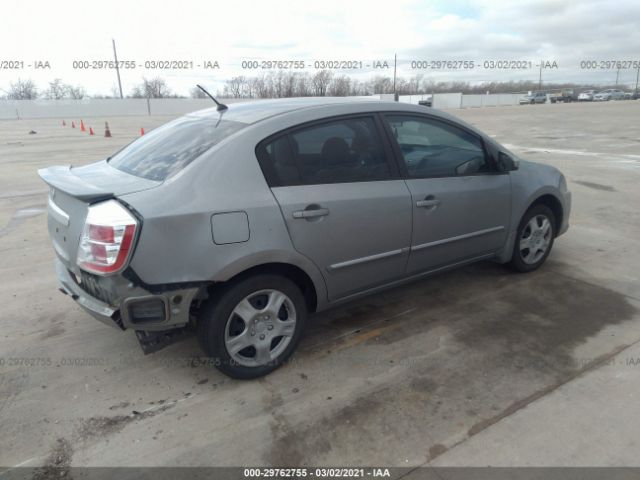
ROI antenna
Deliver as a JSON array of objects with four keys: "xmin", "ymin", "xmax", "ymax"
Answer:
[{"xmin": 196, "ymin": 84, "xmax": 228, "ymax": 112}]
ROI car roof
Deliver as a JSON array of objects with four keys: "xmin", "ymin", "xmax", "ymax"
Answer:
[
  {"xmin": 186, "ymin": 96, "xmax": 501, "ymax": 157},
  {"xmin": 188, "ymin": 97, "xmax": 429, "ymax": 124}
]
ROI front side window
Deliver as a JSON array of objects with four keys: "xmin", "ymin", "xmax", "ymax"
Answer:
[
  {"xmin": 385, "ymin": 115, "xmax": 489, "ymax": 177},
  {"xmin": 109, "ymin": 116, "xmax": 246, "ymax": 181},
  {"xmin": 258, "ymin": 116, "xmax": 391, "ymax": 186}
]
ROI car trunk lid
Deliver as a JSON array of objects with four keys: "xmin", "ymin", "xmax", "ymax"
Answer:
[{"xmin": 38, "ymin": 160, "xmax": 161, "ymax": 271}]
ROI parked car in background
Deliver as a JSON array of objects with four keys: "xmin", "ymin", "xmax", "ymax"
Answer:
[
  {"xmin": 39, "ymin": 98, "xmax": 571, "ymax": 379},
  {"xmin": 593, "ymin": 91, "xmax": 609, "ymax": 101},
  {"xmin": 520, "ymin": 91, "xmax": 547, "ymax": 104},
  {"xmin": 594, "ymin": 89, "xmax": 626, "ymax": 101},
  {"xmin": 609, "ymin": 89, "xmax": 626, "ymax": 100},
  {"xmin": 624, "ymin": 92, "xmax": 633, "ymax": 100},
  {"xmin": 578, "ymin": 90, "xmax": 597, "ymax": 101},
  {"xmin": 550, "ymin": 89, "xmax": 577, "ymax": 103}
]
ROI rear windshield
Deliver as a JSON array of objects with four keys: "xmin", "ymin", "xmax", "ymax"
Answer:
[{"xmin": 108, "ymin": 116, "xmax": 246, "ymax": 181}]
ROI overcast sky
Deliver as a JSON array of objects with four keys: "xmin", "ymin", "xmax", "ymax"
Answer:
[{"xmin": 2, "ymin": 0, "xmax": 639, "ymax": 96}]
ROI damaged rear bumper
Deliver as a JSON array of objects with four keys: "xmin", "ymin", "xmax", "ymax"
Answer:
[
  {"xmin": 56, "ymin": 259, "xmax": 123, "ymax": 329},
  {"xmin": 55, "ymin": 258, "xmax": 202, "ymax": 351}
]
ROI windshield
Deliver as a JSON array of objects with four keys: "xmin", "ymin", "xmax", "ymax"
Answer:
[{"xmin": 108, "ymin": 116, "xmax": 246, "ymax": 181}]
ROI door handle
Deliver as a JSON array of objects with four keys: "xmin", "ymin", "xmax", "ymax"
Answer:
[
  {"xmin": 292, "ymin": 207, "xmax": 330, "ymax": 219},
  {"xmin": 416, "ymin": 196, "xmax": 440, "ymax": 209}
]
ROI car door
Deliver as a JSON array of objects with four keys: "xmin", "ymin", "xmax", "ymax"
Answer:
[
  {"xmin": 381, "ymin": 113, "xmax": 511, "ymax": 275},
  {"xmin": 256, "ymin": 115, "xmax": 412, "ymax": 301}
]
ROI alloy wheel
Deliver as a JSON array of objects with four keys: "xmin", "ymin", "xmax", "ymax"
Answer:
[
  {"xmin": 519, "ymin": 214, "xmax": 552, "ymax": 265},
  {"xmin": 224, "ymin": 289, "xmax": 297, "ymax": 367}
]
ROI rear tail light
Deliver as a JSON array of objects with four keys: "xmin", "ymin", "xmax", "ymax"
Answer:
[{"xmin": 77, "ymin": 200, "xmax": 138, "ymax": 275}]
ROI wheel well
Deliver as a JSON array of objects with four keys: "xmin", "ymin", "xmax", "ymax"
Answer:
[
  {"xmin": 531, "ymin": 194, "xmax": 563, "ymax": 235},
  {"xmin": 210, "ymin": 263, "xmax": 318, "ymax": 313}
]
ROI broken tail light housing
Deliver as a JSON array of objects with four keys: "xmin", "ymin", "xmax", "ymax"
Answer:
[{"xmin": 77, "ymin": 200, "xmax": 138, "ymax": 275}]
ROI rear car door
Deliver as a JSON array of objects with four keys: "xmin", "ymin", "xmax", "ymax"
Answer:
[
  {"xmin": 256, "ymin": 115, "xmax": 412, "ymax": 301},
  {"xmin": 382, "ymin": 114, "xmax": 511, "ymax": 275}
]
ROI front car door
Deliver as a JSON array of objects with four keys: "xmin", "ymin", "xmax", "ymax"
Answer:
[
  {"xmin": 381, "ymin": 113, "xmax": 511, "ymax": 276},
  {"xmin": 256, "ymin": 115, "xmax": 412, "ymax": 301}
]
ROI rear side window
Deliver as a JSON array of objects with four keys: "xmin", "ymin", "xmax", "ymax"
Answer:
[
  {"xmin": 109, "ymin": 116, "xmax": 246, "ymax": 181},
  {"xmin": 385, "ymin": 115, "xmax": 489, "ymax": 178},
  {"xmin": 257, "ymin": 116, "xmax": 391, "ymax": 186},
  {"xmin": 262, "ymin": 136, "xmax": 301, "ymax": 186}
]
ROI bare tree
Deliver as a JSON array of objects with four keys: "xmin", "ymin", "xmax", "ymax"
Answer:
[
  {"xmin": 311, "ymin": 70, "xmax": 333, "ymax": 96},
  {"xmin": 8, "ymin": 78, "xmax": 38, "ymax": 99},
  {"xmin": 45, "ymin": 79, "xmax": 66, "ymax": 99},
  {"xmin": 67, "ymin": 85, "xmax": 86, "ymax": 99},
  {"xmin": 349, "ymin": 79, "xmax": 365, "ymax": 96},
  {"xmin": 145, "ymin": 77, "xmax": 172, "ymax": 98},
  {"xmin": 242, "ymin": 82, "xmax": 252, "ymax": 98},
  {"xmin": 43, "ymin": 79, "xmax": 87, "ymax": 99},
  {"xmin": 225, "ymin": 76, "xmax": 247, "ymax": 98},
  {"xmin": 328, "ymin": 75, "xmax": 351, "ymax": 96},
  {"xmin": 394, "ymin": 78, "xmax": 408, "ymax": 95},
  {"xmin": 252, "ymin": 75, "xmax": 269, "ymax": 98},
  {"xmin": 370, "ymin": 76, "xmax": 393, "ymax": 94},
  {"xmin": 296, "ymin": 74, "xmax": 312, "ymax": 97},
  {"xmin": 272, "ymin": 72, "xmax": 285, "ymax": 98},
  {"xmin": 130, "ymin": 77, "xmax": 173, "ymax": 98},
  {"xmin": 283, "ymin": 72, "xmax": 298, "ymax": 97},
  {"xmin": 248, "ymin": 76, "xmax": 261, "ymax": 98}
]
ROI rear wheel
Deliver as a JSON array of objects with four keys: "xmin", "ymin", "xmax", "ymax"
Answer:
[
  {"xmin": 198, "ymin": 274, "xmax": 307, "ymax": 379},
  {"xmin": 509, "ymin": 204, "xmax": 556, "ymax": 273}
]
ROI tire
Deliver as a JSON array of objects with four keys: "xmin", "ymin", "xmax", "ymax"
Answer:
[
  {"xmin": 509, "ymin": 204, "xmax": 556, "ymax": 273},
  {"xmin": 197, "ymin": 274, "xmax": 307, "ymax": 379}
]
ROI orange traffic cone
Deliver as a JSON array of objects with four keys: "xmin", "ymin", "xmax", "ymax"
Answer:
[
  {"xmin": 80, "ymin": 120, "xmax": 86, "ymax": 132},
  {"xmin": 140, "ymin": 127, "xmax": 145, "ymax": 136},
  {"xmin": 104, "ymin": 122, "xmax": 112, "ymax": 138},
  {"xmin": 62, "ymin": 120, "xmax": 66, "ymax": 126},
  {"xmin": 71, "ymin": 121, "xmax": 76, "ymax": 128},
  {"xmin": 89, "ymin": 127, "xmax": 94, "ymax": 136}
]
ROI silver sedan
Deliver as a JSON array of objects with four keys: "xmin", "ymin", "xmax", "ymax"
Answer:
[{"xmin": 40, "ymin": 98, "xmax": 571, "ymax": 378}]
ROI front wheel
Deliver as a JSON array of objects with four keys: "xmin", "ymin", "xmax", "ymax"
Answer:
[
  {"xmin": 197, "ymin": 274, "xmax": 307, "ymax": 379},
  {"xmin": 509, "ymin": 204, "xmax": 556, "ymax": 273}
]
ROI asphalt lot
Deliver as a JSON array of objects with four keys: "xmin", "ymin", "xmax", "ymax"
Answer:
[{"xmin": 1, "ymin": 101, "xmax": 639, "ymax": 471}]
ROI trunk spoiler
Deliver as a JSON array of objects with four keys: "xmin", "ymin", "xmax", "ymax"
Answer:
[
  {"xmin": 38, "ymin": 162, "xmax": 162, "ymax": 202},
  {"xmin": 38, "ymin": 165, "xmax": 113, "ymax": 202}
]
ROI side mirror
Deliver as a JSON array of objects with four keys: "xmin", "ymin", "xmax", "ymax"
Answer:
[{"xmin": 498, "ymin": 152, "xmax": 519, "ymax": 172}]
